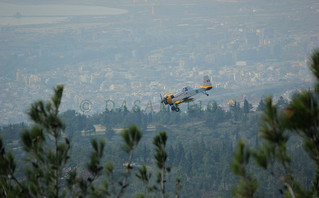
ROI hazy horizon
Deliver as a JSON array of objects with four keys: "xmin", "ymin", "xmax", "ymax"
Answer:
[{"xmin": 1, "ymin": 0, "xmax": 318, "ymax": 124}]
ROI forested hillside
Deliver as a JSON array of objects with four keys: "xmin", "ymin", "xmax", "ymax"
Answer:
[{"xmin": 1, "ymin": 97, "xmax": 314, "ymax": 197}]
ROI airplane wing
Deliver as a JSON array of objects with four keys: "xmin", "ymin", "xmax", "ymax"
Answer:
[
  {"xmin": 183, "ymin": 98, "xmax": 195, "ymax": 103},
  {"xmin": 174, "ymin": 98, "xmax": 195, "ymax": 105}
]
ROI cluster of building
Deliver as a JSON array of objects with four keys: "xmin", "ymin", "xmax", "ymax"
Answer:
[{"xmin": 0, "ymin": 0, "xmax": 318, "ymax": 124}]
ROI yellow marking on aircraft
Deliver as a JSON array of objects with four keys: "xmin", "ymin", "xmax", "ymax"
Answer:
[
  {"xmin": 164, "ymin": 93, "xmax": 174, "ymax": 97},
  {"xmin": 167, "ymin": 96, "xmax": 173, "ymax": 104},
  {"xmin": 161, "ymin": 76, "xmax": 213, "ymax": 112},
  {"xmin": 175, "ymin": 100, "xmax": 183, "ymax": 104},
  {"xmin": 200, "ymin": 85, "xmax": 213, "ymax": 89}
]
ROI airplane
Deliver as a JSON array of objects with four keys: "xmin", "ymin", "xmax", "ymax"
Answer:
[{"xmin": 160, "ymin": 76, "xmax": 213, "ymax": 112}]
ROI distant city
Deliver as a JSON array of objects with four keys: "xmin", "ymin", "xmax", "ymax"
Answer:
[{"xmin": 1, "ymin": 0, "xmax": 319, "ymax": 124}]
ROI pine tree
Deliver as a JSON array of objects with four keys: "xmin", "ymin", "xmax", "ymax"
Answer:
[
  {"xmin": 135, "ymin": 131, "xmax": 182, "ymax": 198},
  {"xmin": 276, "ymin": 96, "xmax": 288, "ymax": 110},
  {"xmin": 0, "ymin": 85, "xmax": 69, "ymax": 198},
  {"xmin": 232, "ymin": 49, "xmax": 319, "ymax": 198},
  {"xmin": 256, "ymin": 99, "xmax": 265, "ymax": 111},
  {"xmin": 153, "ymin": 131, "xmax": 169, "ymax": 198},
  {"xmin": 231, "ymin": 141, "xmax": 258, "ymax": 198},
  {"xmin": 243, "ymin": 98, "xmax": 250, "ymax": 114},
  {"xmin": 1, "ymin": 85, "xmax": 179, "ymax": 198}
]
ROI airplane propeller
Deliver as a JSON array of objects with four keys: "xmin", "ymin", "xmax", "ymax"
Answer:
[{"xmin": 160, "ymin": 94, "xmax": 167, "ymax": 105}]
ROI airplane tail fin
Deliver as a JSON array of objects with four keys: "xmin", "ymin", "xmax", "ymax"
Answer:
[{"xmin": 201, "ymin": 76, "xmax": 212, "ymax": 90}]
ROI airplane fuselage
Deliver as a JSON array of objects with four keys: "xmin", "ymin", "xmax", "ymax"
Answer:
[{"xmin": 161, "ymin": 76, "xmax": 213, "ymax": 112}]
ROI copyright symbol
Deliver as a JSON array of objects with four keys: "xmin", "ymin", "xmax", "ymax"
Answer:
[{"xmin": 80, "ymin": 100, "xmax": 92, "ymax": 113}]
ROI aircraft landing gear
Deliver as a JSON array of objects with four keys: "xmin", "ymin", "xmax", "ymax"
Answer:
[{"xmin": 171, "ymin": 106, "xmax": 180, "ymax": 112}]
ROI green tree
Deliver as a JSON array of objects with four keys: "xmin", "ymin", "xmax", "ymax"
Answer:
[
  {"xmin": 243, "ymin": 98, "xmax": 252, "ymax": 114},
  {"xmin": 276, "ymin": 96, "xmax": 288, "ymax": 110},
  {"xmin": 256, "ymin": 99, "xmax": 265, "ymax": 111},
  {"xmin": 0, "ymin": 85, "xmax": 178, "ymax": 198},
  {"xmin": 231, "ymin": 141, "xmax": 258, "ymax": 198},
  {"xmin": 232, "ymin": 49, "xmax": 319, "ymax": 197},
  {"xmin": 153, "ymin": 132, "xmax": 169, "ymax": 198},
  {"xmin": 117, "ymin": 125, "xmax": 142, "ymax": 198},
  {"xmin": 135, "ymin": 131, "xmax": 182, "ymax": 198},
  {"xmin": 0, "ymin": 85, "xmax": 69, "ymax": 198},
  {"xmin": 229, "ymin": 100, "xmax": 241, "ymax": 121}
]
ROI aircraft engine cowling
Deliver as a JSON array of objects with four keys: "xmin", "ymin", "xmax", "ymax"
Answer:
[
  {"xmin": 161, "ymin": 94, "xmax": 174, "ymax": 105},
  {"xmin": 167, "ymin": 95, "xmax": 173, "ymax": 104}
]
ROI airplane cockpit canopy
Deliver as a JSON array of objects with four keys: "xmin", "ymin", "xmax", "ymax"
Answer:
[{"xmin": 182, "ymin": 86, "xmax": 192, "ymax": 92}]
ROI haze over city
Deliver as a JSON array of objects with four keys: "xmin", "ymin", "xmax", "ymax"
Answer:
[{"xmin": 1, "ymin": 0, "xmax": 319, "ymax": 124}]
